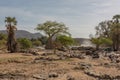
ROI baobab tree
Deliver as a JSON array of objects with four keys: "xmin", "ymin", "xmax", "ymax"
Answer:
[{"xmin": 5, "ymin": 17, "xmax": 17, "ymax": 53}]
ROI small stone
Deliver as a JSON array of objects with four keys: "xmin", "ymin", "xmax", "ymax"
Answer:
[
  {"xmin": 48, "ymin": 72, "xmax": 58, "ymax": 78},
  {"xmin": 33, "ymin": 74, "xmax": 47, "ymax": 80},
  {"xmin": 67, "ymin": 75, "xmax": 75, "ymax": 80}
]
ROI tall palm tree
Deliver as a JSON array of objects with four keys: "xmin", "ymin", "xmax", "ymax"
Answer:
[{"xmin": 5, "ymin": 17, "xmax": 17, "ymax": 53}]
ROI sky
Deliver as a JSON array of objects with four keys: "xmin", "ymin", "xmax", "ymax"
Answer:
[{"xmin": 0, "ymin": 0, "xmax": 120, "ymax": 38}]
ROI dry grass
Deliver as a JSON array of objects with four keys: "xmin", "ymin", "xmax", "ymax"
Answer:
[{"xmin": 0, "ymin": 51, "xmax": 119, "ymax": 80}]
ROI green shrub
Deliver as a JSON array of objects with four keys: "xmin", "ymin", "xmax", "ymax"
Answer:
[
  {"xmin": 56, "ymin": 35, "xmax": 74, "ymax": 47},
  {"xmin": 0, "ymin": 33, "xmax": 7, "ymax": 40},
  {"xmin": 17, "ymin": 38, "xmax": 32, "ymax": 49},
  {"xmin": 32, "ymin": 40, "xmax": 42, "ymax": 47},
  {"xmin": 0, "ymin": 33, "xmax": 7, "ymax": 48}
]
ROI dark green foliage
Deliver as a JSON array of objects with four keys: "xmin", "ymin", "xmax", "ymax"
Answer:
[
  {"xmin": 91, "ymin": 37, "xmax": 112, "ymax": 50},
  {"xmin": 0, "ymin": 40, "xmax": 6, "ymax": 48},
  {"xmin": 17, "ymin": 38, "xmax": 32, "ymax": 49},
  {"xmin": 101, "ymin": 38, "xmax": 113, "ymax": 46},
  {"xmin": 37, "ymin": 36, "xmax": 47, "ymax": 45},
  {"xmin": 32, "ymin": 40, "xmax": 42, "ymax": 47},
  {"xmin": 56, "ymin": 35, "xmax": 74, "ymax": 47},
  {"xmin": 0, "ymin": 33, "xmax": 7, "ymax": 47},
  {"xmin": 0, "ymin": 33, "xmax": 7, "ymax": 40}
]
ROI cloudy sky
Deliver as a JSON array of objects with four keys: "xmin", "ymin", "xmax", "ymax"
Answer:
[{"xmin": 0, "ymin": 0, "xmax": 120, "ymax": 38}]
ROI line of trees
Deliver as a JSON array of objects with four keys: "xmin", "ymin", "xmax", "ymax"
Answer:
[
  {"xmin": 0, "ymin": 17, "xmax": 75, "ymax": 53},
  {"xmin": 2, "ymin": 15, "xmax": 120, "ymax": 53}
]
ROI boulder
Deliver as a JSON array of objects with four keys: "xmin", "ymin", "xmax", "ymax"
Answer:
[{"xmin": 74, "ymin": 62, "xmax": 92, "ymax": 70}]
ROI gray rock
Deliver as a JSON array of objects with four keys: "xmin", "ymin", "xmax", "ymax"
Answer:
[
  {"xmin": 84, "ymin": 70, "xmax": 99, "ymax": 78},
  {"xmin": 48, "ymin": 72, "xmax": 58, "ymax": 78},
  {"xmin": 84, "ymin": 70, "xmax": 120, "ymax": 80},
  {"xmin": 33, "ymin": 74, "xmax": 47, "ymax": 80},
  {"xmin": 67, "ymin": 75, "xmax": 75, "ymax": 80},
  {"xmin": 74, "ymin": 62, "xmax": 92, "ymax": 70}
]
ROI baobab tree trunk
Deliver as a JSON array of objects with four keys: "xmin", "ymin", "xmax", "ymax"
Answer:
[
  {"xmin": 96, "ymin": 44, "xmax": 100, "ymax": 50},
  {"xmin": 112, "ymin": 41, "xmax": 116, "ymax": 51},
  {"xmin": 45, "ymin": 37, "xmax": 54, "ymax": 49},
  {"xmin": 116, "ymin": 35, "xmax": 120, "ymax": 51}
]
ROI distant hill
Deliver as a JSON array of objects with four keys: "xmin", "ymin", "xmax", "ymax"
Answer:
[{"xmin": 0, "ymin": 30, "xmax": 43, "ymax": 39}]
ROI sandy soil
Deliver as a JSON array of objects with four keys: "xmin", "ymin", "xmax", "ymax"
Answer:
[{"xmin": 0, "ymin": 50, "xmax": 119, "ymax": 80}]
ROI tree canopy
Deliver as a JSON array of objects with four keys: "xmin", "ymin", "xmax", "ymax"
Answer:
[{"xmin": 5, "ymin": 17, "xmax": 17, "ymax": 53}]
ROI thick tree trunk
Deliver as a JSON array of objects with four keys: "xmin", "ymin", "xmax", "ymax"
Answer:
[
  {"xmin": 112, "ymin": 42, "xmax": 116, "ymax": 51},
  {"xmin": 116, "ymin": 35, "xmax": 120, "ymax": 51},
  {"xmin": 112, "ymin": 36, "xmax": 119, "ymax": 51},
  {"xmin": 96, "ymin": 44, "xmax": 99, "ymax": 50},
  {"xmin": 45, "ymin": 37, "xmax": 54, "ymax": 49}
]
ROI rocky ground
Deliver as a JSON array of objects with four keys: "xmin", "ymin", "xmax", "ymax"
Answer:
[{"xmin": 0, "ymin": 49, "xmax": 120, "ymax": 80}]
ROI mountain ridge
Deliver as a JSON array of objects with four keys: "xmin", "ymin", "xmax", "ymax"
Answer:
[{"xmin": 0, "ymin": 30, "xmax": 43, "ymax": 39}]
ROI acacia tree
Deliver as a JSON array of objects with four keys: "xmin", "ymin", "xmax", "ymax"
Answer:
[
  {"xmin": 95, "ymin": 20, "xmax": 112, "ymax": 38},
  {"xmin": 94, "ymin": 15, "xmax": 120, "ymax": 51},
  {"xmin": 91, "ymin": 37, "xmax": 112, "ymax": 50},
  {"xmin": 93, "ymin": 21, "xmax": 112, "ymax": 50},
  {"xmin": 36, "ymin": 21, "xmax": 70, "ymax": 49},
  {"xmin": 111, "ymin": 15, "xmax": 120, "ymax": 51},
  {"xmin": 5, "ymin": 17, "xmax": 17, "ymax": 53}
]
